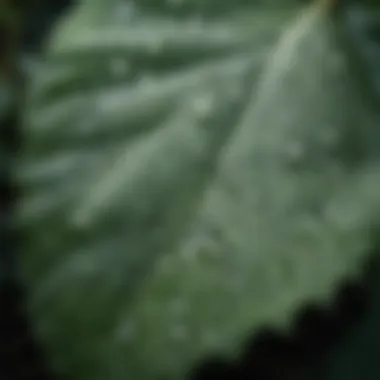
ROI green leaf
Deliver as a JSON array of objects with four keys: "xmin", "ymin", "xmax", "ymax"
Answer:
[{"xmin": 17, "ymin": 2, "xmax": 380, "ymax": 380}]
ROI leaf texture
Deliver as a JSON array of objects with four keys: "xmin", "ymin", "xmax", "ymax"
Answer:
[{"xmin": 17, "ymin": 1, "xmax": 380, "ymax": 380}]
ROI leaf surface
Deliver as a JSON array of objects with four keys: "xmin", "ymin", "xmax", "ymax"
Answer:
[{"xmin": 17, "ymin": 1, "xmax": 380, "ymax": 380}]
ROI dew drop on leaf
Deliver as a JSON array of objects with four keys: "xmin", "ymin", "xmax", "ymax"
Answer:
[
  {"xmin": 109, "ymin": 58, "xmax": 131, "ymax": 77},
  {"xmin": 192, "ymin": 92, "xmax": 217, "ymax": 120},
  {"xmin": 115, "ymin": 319, "xmax": 137, "ymax": 342},
  {"xmin": 170, "ymin": 324, "xmax": 188, "ymax": 341}
]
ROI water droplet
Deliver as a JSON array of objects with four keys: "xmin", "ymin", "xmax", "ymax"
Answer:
[
  {"xmin": 226, "ymin": 82, "xmax": 243, "ymax": 102},
  {"xmin": 149, "ymin": 38, "xmax": 165, "ymax": 54},
  {"xmin": 330, "ymin": 51, "xmax": 347, "ymax": 72},
  {"xmin": 286, "ymin": 141, "xmax": 305, "ymax": 162},
  {"xmin": 323, "ymin": 203, "xmax": 360, "ymax": 231},
  {"xmin": 201, "ymin": 330, "xmax": 220, "ymax": 348},
  {"xmin": 95, "ymin": 92, "xmax": 119, "ymax": 113},
  {"xmin": 110, "ymin": 58, "xmax": 130, "ymax": 77},
  {"xmin": 180, "ymin": 239, "xmax": 200, "ymax": 262},
  {"xmin": 116, "ymin": 319, "xmax": 137, "ymax": 341},
  {"xmin": 169, "ymin": 298, "xmax": 190, "ymax": 315},
  {"xmin": 187, "ymin": 17, "xmax": 205, "ymax": 33},
  {"xmin": 156, "ymin": 256, "xmax": 174, "ymax": 275},
  {"xmin": 298, "ymin": 215, "xmax": 319, "ymax": 232},
  {"xmin": 192, "ymin": 92, "xmax": 217, "ymax": 120},
  {"xmin": 170, "ymin": 324, "xmax": 188, "ymax": 340},
  {"xmin": 113, "ymin": 2, "xmax": 138, "ymax": 23},
  {"xmin": 72, "ymin": 253, "xmax": 98, "ymax": 274},
  {"xmin": 227, "ymin": 274, "xmax": 245, "ymax": 293},
  {"xmin": 319, "ymin": 127, "xmax": 339, "ymax": 148}
]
